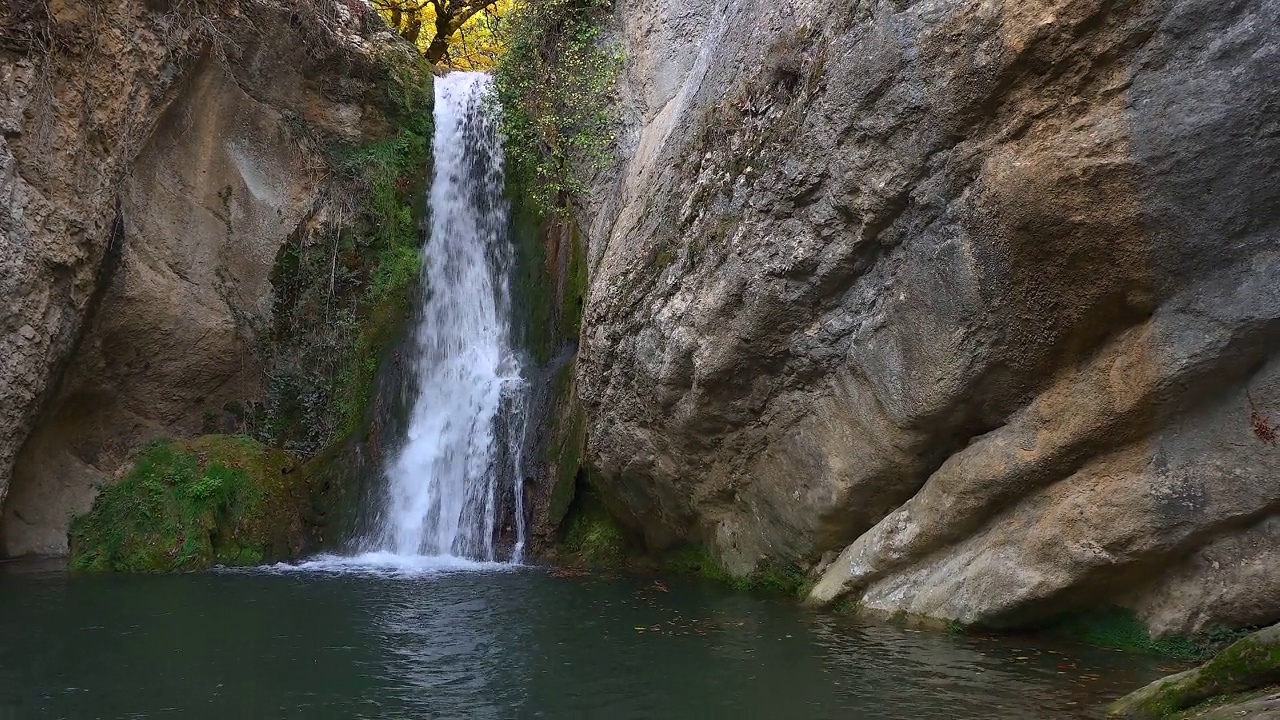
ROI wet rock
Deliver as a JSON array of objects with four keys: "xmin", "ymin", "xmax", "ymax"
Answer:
[{"xmin": 1108, "ymin": 623, "xmax": 1280, "ymax": 719}]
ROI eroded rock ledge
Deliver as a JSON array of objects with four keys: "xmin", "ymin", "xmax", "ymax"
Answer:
[{"xmin": 570, "ymin": 0, "xmax": 1279, "ymax": 633}]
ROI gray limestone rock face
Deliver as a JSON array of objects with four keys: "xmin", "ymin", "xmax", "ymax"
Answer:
[{"xmin": 573, "ymin": 0, "xmax": 1280, "ymax": 628}]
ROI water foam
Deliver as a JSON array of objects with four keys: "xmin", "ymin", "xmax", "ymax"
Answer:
[{"xmin": 253, "ymin": 552, "xmax": 516, "ymax": 577}]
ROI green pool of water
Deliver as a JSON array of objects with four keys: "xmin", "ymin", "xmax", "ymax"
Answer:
[{"xmin": 0, "ymin": 558, "xmax": 1168, "ymax": 718}]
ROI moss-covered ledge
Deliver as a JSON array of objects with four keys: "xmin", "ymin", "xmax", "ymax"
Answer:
[
  {"xmin": 1108, "ymin": 623, "xmax": 1280, "ymax": 719},
  {"xmin": 69, "ymin": 436, "xmax": 307, "ymax": 572}
]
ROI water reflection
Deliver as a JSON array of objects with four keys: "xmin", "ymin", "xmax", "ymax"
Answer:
[{"xmin": 362, "ymin": 575, "xmax": 533, "ymax": 718}]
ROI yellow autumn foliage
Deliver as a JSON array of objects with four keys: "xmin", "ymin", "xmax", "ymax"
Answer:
[{"xmin": 372, "ymin": 0, "xmax": 517, "ymax": 69}]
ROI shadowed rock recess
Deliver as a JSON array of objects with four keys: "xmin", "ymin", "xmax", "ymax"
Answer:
[
  {"xmin": 569, "ymin": 0, "xmax": 1279, "ymax": 632},
  {"xmin": 0, "ymin": 0, "xmax": 427, "ymax": 558}
]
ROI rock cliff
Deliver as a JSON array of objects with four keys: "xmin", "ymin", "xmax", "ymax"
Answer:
[
  {"xmin": 571, "ymin": 0, "xmax": 1279, "ymax": 633},
  {"xmin": 0, "ymin": 0, "xmax": 422, "ymax": 556}
]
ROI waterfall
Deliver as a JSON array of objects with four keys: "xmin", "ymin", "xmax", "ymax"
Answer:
[{"xmin": 364, "ymin": 71, "xmax": 529, "ymax": 564}]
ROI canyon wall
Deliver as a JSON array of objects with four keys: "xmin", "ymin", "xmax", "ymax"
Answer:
[{"xmin": 573, "ymin": 0, "xmax": 1279, "ymax": 633}]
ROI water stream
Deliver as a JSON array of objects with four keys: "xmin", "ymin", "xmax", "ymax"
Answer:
[{"xmin": 360, "ymin": 71, "xmax": 528, "ymax": 565}]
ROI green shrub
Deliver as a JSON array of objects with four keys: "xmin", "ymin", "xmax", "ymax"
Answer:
[
  {"xmin": 491, "ymin": 0, "xmax": 621, "ymax": 214},
  {"xmin": 69, "ymin": 436, "xmax": 302, "ymax": 572}
]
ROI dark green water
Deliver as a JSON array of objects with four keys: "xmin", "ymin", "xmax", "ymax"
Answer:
[{"xmin": 0, "ymin": 559, "xmax": 1168, "ymax": 719}]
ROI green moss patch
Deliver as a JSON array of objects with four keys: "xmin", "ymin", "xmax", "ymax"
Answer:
[
  {"xmin": 1045, "ymin": 607, "xmax": 1206, "ymax": 661},
  {"xmin": 560, "ymin": 494, "xmax": 628, "ymax": 567},
  {"xmin": 560, "ymin": 224, "xmax": 589, "ymax": 340},
  {"xmin": 1109, "ymin": 624, "xmax": 1280, "ymax": 719},
  {"xmin": 747, "ymin": 557, "xmax": 812, "ymax": 598},
  {"xmin": 660, "ymin": 544, "xmax": 736, "ymax": 585},
  {"xmin": 508, "ymin": 195, "xmax": 590, "ymax": 366},
  {"xmin": 542, "ymin": 366, "xmax": 586, "ymax": 522},
  {"xmin": 656, "ymin": 545, "xmax": 811, "ymax": 597},
  {"xmin": 69, "ymin": 436, "xmax": 306, "ymax": 572}
]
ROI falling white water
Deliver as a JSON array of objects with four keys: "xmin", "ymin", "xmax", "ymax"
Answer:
[{"xmin": 364, "ymin": 71, "xmax": 529, "ymax": 564}]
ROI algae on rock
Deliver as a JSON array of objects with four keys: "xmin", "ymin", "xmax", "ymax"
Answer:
[{"xmin": 1108, "ymin": 623, "xmax": 1280, "ymax": 719}]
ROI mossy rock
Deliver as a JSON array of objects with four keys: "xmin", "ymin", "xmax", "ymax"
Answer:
[
  {"xmin": 544, "ymin": 370, "xmax": 586, "ymax": 532},
  {"xmin": 560, "ymin": 500, "xmax": 627, "ymax": 567},
  {"xmin": 655, "ymin": 544, "xmax": 811, "ymax": 597},
  {"xmin": 1108, "ymin": 623, "xmax": 1280, "ymax": 719},
  {"xmin": 69, "ymin": 435, "xmax": 308, "ymax": 572},
  {"xmin": 1174, "ymin": 690, "xmax": 1280, "ymax": 719},
  {"xmin": 745, "ymin": 557, "xmax": 812, "ymax": 598},
  {"xmin": 660, "ymin": 544, "xmax": 735, "ymax": 584}
]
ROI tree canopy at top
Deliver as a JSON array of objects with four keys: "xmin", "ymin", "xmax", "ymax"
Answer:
[{"xmin": 372, "ymin": 0, "xmax": 516, "ymax": 68}]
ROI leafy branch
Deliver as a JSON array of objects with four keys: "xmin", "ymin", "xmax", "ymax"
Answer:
[
  {"xmin": 371, "ymin": 0, "xmax": 510, "ymax": 66},
  {"xmin": 490, "ymin": 0, "xmax": 620, "ymax": 215}
]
